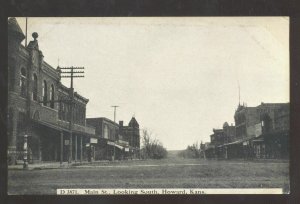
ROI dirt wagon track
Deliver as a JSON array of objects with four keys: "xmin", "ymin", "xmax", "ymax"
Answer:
[{"xmin": 8, "ymin": 158, "xmax": 289, "ymax": 195}]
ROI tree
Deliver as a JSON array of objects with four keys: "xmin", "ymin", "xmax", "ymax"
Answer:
[
  {"xmin": 178, "ymin": 141, "xmax": 201, "ymax": 159},
  {"xmin": 140, "ymin": 129, "xmax": 168, "ymax": 159}
]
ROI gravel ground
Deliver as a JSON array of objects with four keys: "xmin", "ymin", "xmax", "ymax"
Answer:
[{"xmin": 8, "ymin": 158, "xmax": 289, "ymax": 195}]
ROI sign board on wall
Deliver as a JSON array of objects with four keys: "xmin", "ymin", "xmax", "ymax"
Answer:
[
  {"xmin": 90, "ymin": 138, "xmax": 98, "ymax": 144},
  {"xmin": 255, "ymin": 123, "xmax": 262, "ymax": 137},
  {"xmin": 107, "ymin": 141, "xmax": 115, "ymax": 146}
]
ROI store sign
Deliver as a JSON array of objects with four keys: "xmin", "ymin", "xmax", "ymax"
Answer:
[
  {"xmin": 255, "ymin": 123, "xmax": 262, "ymax": 137},
  {"xmin": 86, "ymin": 143, "xmax": 90, "ymax": 147},
  {"xmin": 107, "ymin": 141, "xmax": 115, "ymax": 146},
  {"xmin": 90, "ymin": 138, "xmax": 98, "ymax": 144},
  {"xmin": 125, "ymin": 148, "xmax": 129, "ymax": 152}
]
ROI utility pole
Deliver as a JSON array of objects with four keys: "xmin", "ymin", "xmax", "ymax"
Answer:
[
  {"xmin": 111, "ymin": 105, "xmax": 119, "ymax": 122},
  {"xmin": 25, "ymin": 17, "xmax": 28, "ymax": 47},
  {"xmin": 59, "ymin": 66, "xmax": 85, "ymax": 163},
  {"xmin": 238, "ymin": 79, "xmax": 241, "ymax": 106},
  {"xmin": 111, "ymin": 105, "xmax": 119, "ymax": 161}
]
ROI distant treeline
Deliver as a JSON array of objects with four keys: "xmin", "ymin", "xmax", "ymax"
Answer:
[
  {"xmin": 178, "ymin": 142, "xmax": 201, "ymax": 159},
  {"xmin": 140, "ymin": 129, "xmax": 168, "ymax": 159}
]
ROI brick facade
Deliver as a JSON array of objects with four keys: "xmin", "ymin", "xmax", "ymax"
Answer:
[
  {"xmin": 8, "ymin": 18, "xmax": 95, "ymax": 164},
  {"xmin": 86, "ymin": 117, "xmax": 141, "ymax": 160},
  {"xmin": 204, "ymin": 102, "xmax": 289, "ymax": 159}
]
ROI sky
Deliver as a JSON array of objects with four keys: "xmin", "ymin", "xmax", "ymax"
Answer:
[{"xmin": 15, "ymin": 17, "xmax": 289, "ymax": 150}]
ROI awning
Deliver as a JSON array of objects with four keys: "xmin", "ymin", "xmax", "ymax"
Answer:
[
  {"xmin": 107, "ymin": 141, "xmax": 124, "ymax": 150},
  {"xmin": 32, "ymin": 119, "xmax": 69, "ymax": 132},
  {"xmin": 32, "ymin": 119, "xmax": 95, "ymax": 137},
  {"xmin": 252, "ymin": 139, "xmax": 264, "ymax": 143},
  {"xmin": 114, "ymin": 144, "xmax": 124, "ymax": 150},
  {"xmin": 222, "ymin": 140, "xmax": 242, "ymax": 146}
]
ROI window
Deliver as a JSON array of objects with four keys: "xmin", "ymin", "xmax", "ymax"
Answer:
[
  {"xmin": 32, "ymin": 74, "xmax": 38, "ymax": 101},
  {"xmin": 20, "ymin": 68, "xmax": 27, "ymax": 97},
  {"xmin": 42, "ymin": 80, "xmax": 47, "ymax": 106},
  {"xmin": 104, "ymin": 125, "xmax": 109, "ymax": 139},
  {"xmin": 50, "ymin": 84, "xmax": 55, "ymax": 108}
]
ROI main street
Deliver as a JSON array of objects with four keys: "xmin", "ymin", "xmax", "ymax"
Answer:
[{"xmin": 8, "ymin": 157, "xmax": 289, "ymax": 195}]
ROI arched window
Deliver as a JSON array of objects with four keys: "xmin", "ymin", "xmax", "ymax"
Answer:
[
  {"xmin": 32, "ymin": 74, "xmax": 38, "ymax": 101},
  {"xmin": 42, "ymin": 80, "xmax": 47, "ymax": 106},
  {"xmin": 20, "ymin": 67, "xmax": 27, "ymax": 97},
  {"xmin": 50, "ymin": 84, "xmax": 55, "ymax": 108}
]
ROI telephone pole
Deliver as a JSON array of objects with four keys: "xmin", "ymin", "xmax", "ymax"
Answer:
[
  {"xmin": 111, "ymin": 105, "xmax": 119, "ymax": 122},
  {"xmin": 25, "ymin": 17, "xmax": 28, "ymax": 47},
  {"xmin": 111, "ymin": 105, "xmax": 119, "ymax": 161},
  {"xmin": 59, "ymin": 66, "xmax": 85, "ymax": 163}
]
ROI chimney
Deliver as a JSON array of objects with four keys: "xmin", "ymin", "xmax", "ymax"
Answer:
[{"xmin": 119, "ymin": 121, "xmax": 123, "ymax": 127}]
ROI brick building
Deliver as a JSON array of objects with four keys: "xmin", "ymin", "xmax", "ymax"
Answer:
[
  {"xmin": 86, "ymin": 117, "xmax": 125, "ymax": 160},
  {"xmin": 7, "ymin": 18, "xmax": 95, "ymax": 164},
  {"xmin": 119, "ymin": 117, "xmax": 141, "ymax": 159},
  {"xmin": 86, "ymin": 116, "xmax": 141, "ymax": 160},
  {"xmin": 204, "ymin": 102, "xmax": 289, "ymax": 160}
]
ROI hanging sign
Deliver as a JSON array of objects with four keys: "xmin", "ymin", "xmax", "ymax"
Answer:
[{"xmin": 90, "ymin": 138, "xmax": 98, "ymax": 144}]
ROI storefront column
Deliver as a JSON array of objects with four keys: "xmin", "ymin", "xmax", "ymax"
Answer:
[
  {"xmin": 75, "ymin": 135, "xmax": 77, "ymax": 162},
  {"xmin": 60, "ymin": 131, "xmax": 63, "ymax": 165},
  {"xmin": 69, "ymin": 133, "xmax": 72, "ymax": 163},
  {"xmin": 38, "ymin": 137, "xmax": 42, "ymax": 161},
  {"xmin": 8, "ymin": 108, "xmax": 18, "ymax": 164},
  {"xmin": 80, "ymin": 136, "xmax": 83, "ymax": 163}
]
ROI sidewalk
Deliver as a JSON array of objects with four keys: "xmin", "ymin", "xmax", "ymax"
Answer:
[
  {"xmin": 8, "ymin": 162, "xmax": 71, "ymax": 170},
  {"xmin": 8, "ymin": 160, "xmax": 123, "ymax": 170}
]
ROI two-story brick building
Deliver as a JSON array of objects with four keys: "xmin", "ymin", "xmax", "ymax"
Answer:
[
  {"xmin": 86, "ymin": 116, "xmax": 141, "ymax": 160},
  {"xmin": 8, "ymin": 17, "xmax": 95, "ymax": 164},
  {"xmin": 203, "ymin": 102, "xmax": 289, "ymax": 160},
  {"xmin": 86, "ymin": 117, "xmax": 125, "ymax": 160},
  {"xmin": 119, "ymin": 117, "xmax": 141, "ymax": 159}
]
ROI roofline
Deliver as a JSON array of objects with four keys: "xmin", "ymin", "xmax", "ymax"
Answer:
[{"xmin": 86, "ymin": 117, "xmax": 119, "ymax": 125}]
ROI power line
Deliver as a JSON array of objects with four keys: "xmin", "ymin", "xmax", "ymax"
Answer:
[{"xmin": 58, "ymin": 66, "xmax": 85, "ymax": 163}]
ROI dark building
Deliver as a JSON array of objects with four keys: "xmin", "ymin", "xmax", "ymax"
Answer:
[
  {"xmin": 86, "ymin": 116, "xmax": 141, "ymax": 160},
  {"xmin": 7, "ymin": 18, "xmax": 95, "ymax": 164},
  {"xmin": 119, "ymin": 117, "xmax": 141, "ymax": 159},
  {"xmin": 204, "ymin": 102, "xmax": 289, "ymax": 160},
  {"xmin": 234, "ymin": 102, "xmax": 289, "ymax": 159},
  {"xmin": 223, "ymin": 122, "xmax": 236, "ymax": 143},
  {"xmin": 86, "ymin": 117, "xmax": 125, "ymax": 160}
]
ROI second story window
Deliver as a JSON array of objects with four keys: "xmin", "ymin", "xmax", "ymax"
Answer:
[
  {"xmin": 42, "ymin": 80, "xmax": 47, "ymax": 106},
  {"xmin": 104, "ymin": 125, "xmax": 109, "ymax": 139},
  {"xmin": 20, "ymin": 68, "xmax": 27, "ymax": 97},
  {"xmin": 50, "ymin": 84, "xmax": 55, "ymax": 108},
  {"xmin": 32, "ymin": 74, "xmax": 38, "ymax": 101}
]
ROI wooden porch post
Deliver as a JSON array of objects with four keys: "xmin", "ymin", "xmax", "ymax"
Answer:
[
  {"xmin": 80, "ymin": 136, "xmax": 83, "ymax": 163},
  {"xmin": 60, "ymin": 131, "xmax": 63, "ymax": 166},
  {"xmin": 75, "ymin": 135, "xmax": 77, "ymax": 162}
]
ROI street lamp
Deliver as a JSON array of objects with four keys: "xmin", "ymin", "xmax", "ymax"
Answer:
[{"xmin": 23, "ymin": 134, "xmax": 28, "ymax": 169}]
